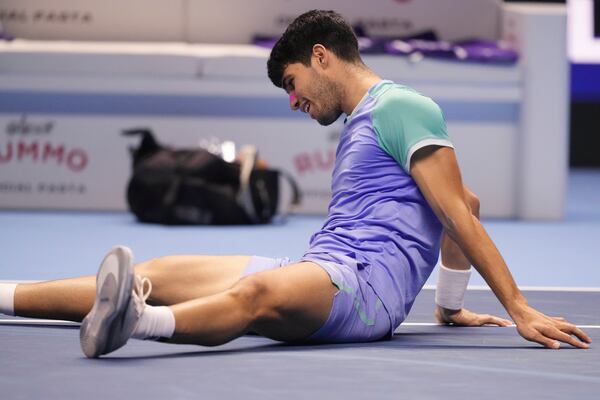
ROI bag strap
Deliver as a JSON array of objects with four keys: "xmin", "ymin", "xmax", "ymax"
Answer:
[
  {"xmin": 236, "ymin": 145, "xmax": 260, "ymax": 223},
  {"xmin": 122, "ymin": 128, "xmax": 161, "ymax": 163},
  {"xmin": 236, "ymin": 146, "xmax": 302, "ymax": 223},
  {"xmin": 278, "ymin": 170, "xmax": 301, "ymax": 216},
  {"xmin": 268, "ymin": 169, "xmax": 302, "ymax": 225}
]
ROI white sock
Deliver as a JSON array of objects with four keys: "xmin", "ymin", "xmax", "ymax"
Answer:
[
  {"xmin": 0, "ymin": 283, "xmax": 18, "ymax": 316},
  {"xmin": 132, "ymin": 305, "xmax": 176, "ymax": 340}
]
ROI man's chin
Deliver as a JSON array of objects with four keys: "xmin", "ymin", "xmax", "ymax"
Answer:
[{"xmin": 316, "ymin": 112, "xmax": 342, "ymax": 126}]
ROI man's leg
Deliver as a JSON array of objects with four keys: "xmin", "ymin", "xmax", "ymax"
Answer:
[
  {"xmin": 79, "ymin": 257, "xmax": 336, "ymax": 357},
  {"xmin": 12, "ymin": 255, "xmax": 251, "ymax": 321},
  {"xmin": 165, "ymin": 261, "xmax": 337, "ymax": 346}
]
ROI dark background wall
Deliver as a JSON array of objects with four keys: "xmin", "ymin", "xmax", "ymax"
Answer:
[
  {"xmin": 596, "ymin": 0, "xmax": 600, "ymax": 36},
  {"xmin": 504, "ymin": 0, "xmax": 599, "ymax": 167},
  {"xmin": 571, "ymin": 0, "xmax": 600, "ymax": 167}
]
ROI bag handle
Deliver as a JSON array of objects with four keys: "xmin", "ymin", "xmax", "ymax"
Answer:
[
  {"xmin": 122, "ymin": 128, "xmax": 161, "ymax": 164},
  {"xmin": 236, "ymin": 146, "xmax": 302, "ymax": 223},
  {"xmin": 236, "ymin": 145, "xmax": 260, "ymax": 223},
  {"xmin": 278, "ymin": 170, "xmax": 301, "ymax": 216}
]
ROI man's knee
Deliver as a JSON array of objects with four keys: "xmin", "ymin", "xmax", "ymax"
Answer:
[{"xmin": 229, "ymin": 275, "xmax": 278, "ymax": 322}]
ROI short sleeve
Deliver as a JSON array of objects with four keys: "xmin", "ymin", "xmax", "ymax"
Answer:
[{"xmin": 372, "ymin": 88, "xmax": 453, "ymax": 173}]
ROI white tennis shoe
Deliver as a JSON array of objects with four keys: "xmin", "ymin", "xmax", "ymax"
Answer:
[{"xmin": 80, "ymin": 245, "xmax": 152, "ymax": 358}]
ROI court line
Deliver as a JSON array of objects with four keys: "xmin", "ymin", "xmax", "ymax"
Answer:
[
  {"xmin": 1, "ymin": 283, "xmax": 597, "ymax": 328},
  {"xmin": 423, "ymin": 285, "xmax": 600, "ymax": 292},
  {"xmin": 1, "ymin": 319, "xmax": 598, "ymax": 329},
  {"xmin": 0, "ymin": 319, "xmax": 80, "ymax": 326},
  {"xmin": 4, "ymin": 280, "xmax": 600, "ymax": 292},
  {"xmin": 401, "ymin": 322, "xmax": 600, "ymax": 329}
]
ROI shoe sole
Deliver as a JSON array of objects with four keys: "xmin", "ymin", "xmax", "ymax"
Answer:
[{"xmin": 80, "ymin": 246, "xmax": 134, "ymax": 358}]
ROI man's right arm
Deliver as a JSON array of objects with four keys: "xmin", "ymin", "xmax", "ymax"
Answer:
[{"xmin": 410, "ymin": 145, "xmax": 591, "ymax": 349}]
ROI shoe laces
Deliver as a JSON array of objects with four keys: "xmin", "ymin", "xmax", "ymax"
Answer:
[{"xmin": 133, "ymin": 275, "xmax": 152, "ymax": 316}]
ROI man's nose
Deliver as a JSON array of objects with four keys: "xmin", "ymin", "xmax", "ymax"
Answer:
[{"xmin": 289, "ymin": 91, "xmax": 300, "ymax": 110}]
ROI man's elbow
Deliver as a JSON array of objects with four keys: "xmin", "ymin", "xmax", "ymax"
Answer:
[
  {"xmin": 439, "ymin": 203, "xmax": 476, "ymax": 240},
  {"xmin": 464, "ymin": 188, "xmax": 481, "ymax": 219}
]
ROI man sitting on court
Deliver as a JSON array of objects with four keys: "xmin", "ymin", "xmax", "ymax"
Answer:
[{"xmin": 0, "ymin": 10, "xmax": 591, "ymax": 356}]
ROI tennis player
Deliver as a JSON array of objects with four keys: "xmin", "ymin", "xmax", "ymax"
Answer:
[{"xmin": 0, "ymin": 10, "xmax": 591, "ymax": 357}]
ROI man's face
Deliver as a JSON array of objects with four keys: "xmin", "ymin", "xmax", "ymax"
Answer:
[{"xmin": 281, "ymin": 61, "xmax": 343, "ymax": 126}]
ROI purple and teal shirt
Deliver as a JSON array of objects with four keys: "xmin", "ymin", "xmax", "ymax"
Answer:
[{"xmin": 302, "ymin": 80, "xmax": 454, "ymax": 331}]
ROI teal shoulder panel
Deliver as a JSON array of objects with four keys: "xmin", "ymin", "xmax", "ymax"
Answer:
[{"xmin": 372, "ymin": 86, "xmax": 453, "ymax": 172}]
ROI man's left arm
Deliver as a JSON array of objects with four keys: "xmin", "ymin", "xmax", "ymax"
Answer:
[{"xmin": 411, "ymin": 145, "xmax": 591, "ymax": 349}]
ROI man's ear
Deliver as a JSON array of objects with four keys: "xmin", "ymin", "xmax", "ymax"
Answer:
[{"xmin": 312, "ymin": 44, "xmax": 328, "ymax": 69}]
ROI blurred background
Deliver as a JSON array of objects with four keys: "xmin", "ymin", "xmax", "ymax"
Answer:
[{"xmin": 0, "ymin": 0, "xmax": 598, "ymax": 286}]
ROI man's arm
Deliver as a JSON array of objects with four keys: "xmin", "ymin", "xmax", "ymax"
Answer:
[
  {"xmin": 435, "ymin": 186, "xmax": 511, "ymax": 327},
  {"xmin": 411, "ymin": 145, "xmax": 591, "ymax": 349}
]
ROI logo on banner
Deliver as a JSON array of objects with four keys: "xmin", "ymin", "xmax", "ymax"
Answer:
[
  {"xmin": 293, "ymin": 129, "xmax": 340, "ymax": 176},
  {"xmin": 0, "ymin": 115, "xmax": 89, "ymax": 196},
  {"xmin": 0, "ymin": 8, "xmax": 93, "ymax": 25}
]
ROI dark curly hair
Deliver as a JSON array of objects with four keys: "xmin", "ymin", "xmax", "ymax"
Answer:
[{"xmin": 267, "ymin": 10, "xmax": 362, "ymax": 88}]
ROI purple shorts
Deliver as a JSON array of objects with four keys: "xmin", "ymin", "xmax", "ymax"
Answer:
[{"xmin": 241, "ymin": 254, "xmax": 391, "ymax": 343}]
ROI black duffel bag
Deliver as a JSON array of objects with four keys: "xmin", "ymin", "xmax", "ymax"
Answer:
[{"xmin": 123, "ymin": 128, "xmax": 300, "ymax": 225}]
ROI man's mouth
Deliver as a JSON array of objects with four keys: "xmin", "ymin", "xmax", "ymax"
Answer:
[
  {"xmin": 303, "ymin": 101, "xmax": 310, "ymax": 114},
  {"xmin": 302, "ymin": 101, "xmax": 311, "ymax": 114}
]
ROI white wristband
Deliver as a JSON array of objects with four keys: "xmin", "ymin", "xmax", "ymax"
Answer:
[
  {"xmin": 435, "ymin": 264, "xmax": 471, "ymax": 310},
  {"xmin": 0, "ymin": 282, "xmax": 18, "ymax": 316}
]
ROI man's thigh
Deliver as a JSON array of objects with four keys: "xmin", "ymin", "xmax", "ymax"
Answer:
[
  {"xmin": 244, "ymin": 261, "xmax": 338, "ymax": 342},
  {"xmin": 136, "ymin": 255, "xmax": 251, "ymax": 305}
]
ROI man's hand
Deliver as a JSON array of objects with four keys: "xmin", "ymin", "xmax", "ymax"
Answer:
[
  {"xmin": 435, "ymin": 305, "xmax": 512, "ymax": 327},
  {"xmin": 512, "ymin": 304, "xmax": 592, "ymax": 349},
  {"xmin": 435, "ymin": 304, "xmax": 592, "ymax": 349}
]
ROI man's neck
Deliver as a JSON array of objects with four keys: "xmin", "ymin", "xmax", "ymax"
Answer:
[{"xmin": 338, "ymin": 67, "xmax": 382, "ymax": 115}]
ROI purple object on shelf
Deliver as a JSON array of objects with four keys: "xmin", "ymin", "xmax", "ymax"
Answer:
[
  {"xmin": 356, "ymin": 26, "xmax": 438, "ymax": 55},
  {"xmin": 252, "ymin": 28, "xmax": 518, "ymax": 64},
  {"xmin": 385, "ymin": 39, "xmax": 455, "ymax": 58},
  {"xmin": 385, "ymin": 38, "xmax": 518, "ymax": 64},
  {"xmin": 253, "ymin": 35, "xmax": 278, "ymax": 49},
  {"xmin": 454, "ymin": 39, "xmax": 519, "ymax": 64}
]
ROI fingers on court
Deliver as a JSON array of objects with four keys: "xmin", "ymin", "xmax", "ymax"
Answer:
[
  {"xmin": 483, "ymin": 315, "xmax": 512, "ymax": 327},
  {"xmin": 542, "ymin": 325, "xmax": 590, "ymax": 349},
  {"xmin": 560, "ymin": 323, "xmax": 593, "ymax": 344},
  {"xmin": 530, "ymin": 331, "xmax": 560, "ymax": 349}
]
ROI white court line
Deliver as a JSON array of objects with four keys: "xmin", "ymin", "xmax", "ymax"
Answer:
[
  {"xmin": 0, "ymin": 319, "xmax": 80, "ymax": 326},
  {"xmin": 4, "ymin": 280, "xmax": 600, "ymax": 292},
  {"xmin": 1, "ymin": 284, "xmax": 597, "ymax": 328},
  {"xmin": 422, "ymin": 285, "xmax": 600, "ymax": 292},
  {"xmin": 401, "ymin": 322, "xmax": 600, "ymax": 329},
  {"xmin": 1, "ymin": 319, "xmax": 599, "ymax": 329}
]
